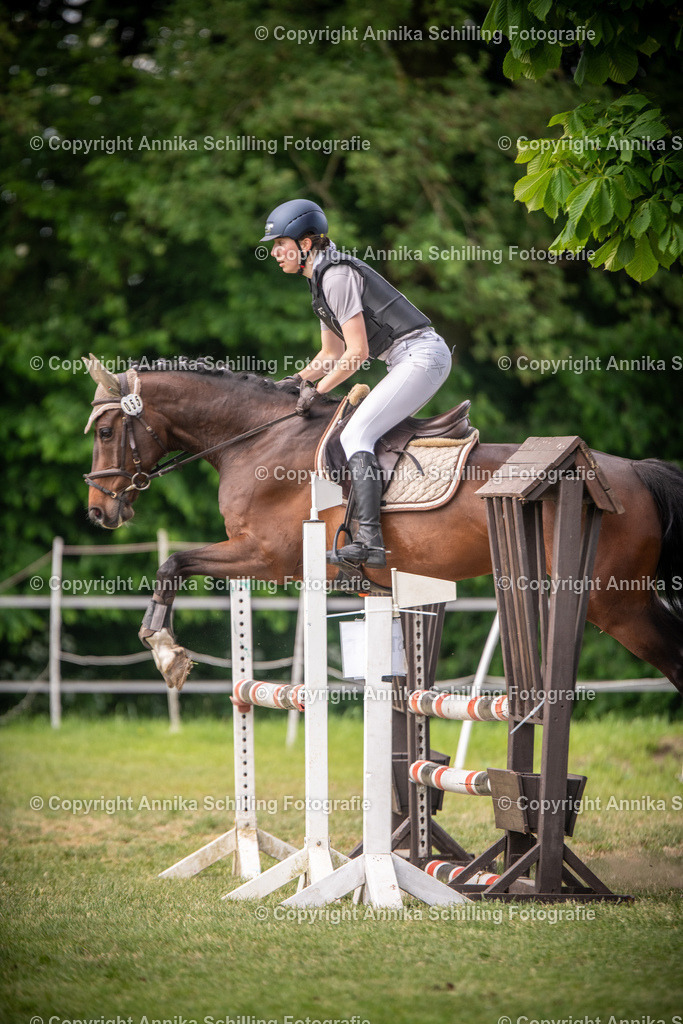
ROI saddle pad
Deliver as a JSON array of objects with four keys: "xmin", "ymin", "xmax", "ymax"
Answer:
[{"xmin": 381, "ymin": 431, "xmax": 479, "ymax": 512}]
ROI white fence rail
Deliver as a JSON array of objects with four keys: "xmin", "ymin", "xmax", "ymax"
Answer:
[{"xmin": 0, "ymin": 535, "xmax": 670, "ymax": 729}]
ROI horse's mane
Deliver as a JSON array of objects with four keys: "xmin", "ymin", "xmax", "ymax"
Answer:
[{"xmin": 130, "ymin": 356, "xmax": 339, "ymax": 405}]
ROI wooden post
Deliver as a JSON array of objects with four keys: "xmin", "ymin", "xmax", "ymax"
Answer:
[{"xmin": 49, "ymin": 536, "xmax": 63, "ymax": 729}]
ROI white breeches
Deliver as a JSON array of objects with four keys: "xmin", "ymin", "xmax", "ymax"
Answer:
[{"xmin": 340, "ymin": 330, "xmax": 452, "ymax": 458}]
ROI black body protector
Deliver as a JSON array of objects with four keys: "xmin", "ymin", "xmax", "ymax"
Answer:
[
  {"xmin": 310, "ymin": 251, "xmax": 433, "ymax": 569},
  {"xmin": 308, "ymin": 250, "xmax": 431, "ymax": 358}
]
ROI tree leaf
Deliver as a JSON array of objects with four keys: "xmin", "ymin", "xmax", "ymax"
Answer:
[
  {"xmin": 590, "ymin": 235, "xmax": 620, "ymax": 268},
  {"xmin": 630, "ymin": 202, "xmax": 651, "ymax": 238},
  {"xmin": 613, "ymin": 236, "xmax": 635, "ymax": 270},
  {"xmin": 550, "ymin": 167, "xmax": 574, "ymax": 205},
  {"xmin": 548, "ymin": 111, "xmax": 570, "ymax": 128},
  {"xmin": 638, "ymin": 36, "xmax": 661, "ymax": 57},
  {"xmin": 624, "ymin": 234, "xmax": 659, "ymax": 281},
  {"xmin": 575, "ymin": 47, "xmax": 610, "ymax": 86},
  {"xmin": 608, "ymin": 179, "xmax": 632, "ymax": 221},
  {"xmin": 515, "ymin": 144, "xmax": 538, "ymax": 165},
  {"xmin": 566, "ymin": 179, "xmax": 600, "ymax": 224},
  {"xmin": 528, "ymin": 0, "xmax": 552, "ymax": 19},
  {"xmin": 607, "ymin": 45, "xmax": 639, "ymax": 84},
  {"xmin": 543, "ymin": 189, "xmax": 558, "ymax": 219},
  {"xmin": 648, "ymin": 200, "xmax": 667, "ymax": 235},
  {"xmin": 567, "ymin": 109, "xmax": 587, "ymax": 135},
  {"xmin": 514, "ymin": 169, "xmax": 553, "ymax": 211},
  {"xmin": 622, "ymin": 166, "xmax": 644, "ymax": 199},
  {"xmin": 590, "ymin": 181, "xmax": 614, "ymax": 227},
  {"xmin": 503, "ymin": 49, "xmax": 528, "ymax": 80}
]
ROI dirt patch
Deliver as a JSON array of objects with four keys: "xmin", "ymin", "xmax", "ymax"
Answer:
[
  {"xmin": 651, "ymin": 734, "xmax": 683, "ymax": 763},
  {"xmin": 591, "ymin": 851, "xmax": 683, "ymax": 892}
]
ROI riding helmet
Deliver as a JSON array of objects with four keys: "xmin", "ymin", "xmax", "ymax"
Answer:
[{"xmin": 259, "ymin": 199, "xmax": 328, "ymax": 242}]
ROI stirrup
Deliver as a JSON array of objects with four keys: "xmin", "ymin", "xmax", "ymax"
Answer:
[{"xmin": 330, "ymin": 542, "xmax": 387, "ymax": 568}]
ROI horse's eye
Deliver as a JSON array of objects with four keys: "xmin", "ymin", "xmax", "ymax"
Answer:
[{"xmin": 99, "ymin": 427, "xmax": 113, "ymax": 440}]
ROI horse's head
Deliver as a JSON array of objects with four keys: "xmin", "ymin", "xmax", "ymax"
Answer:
[{"xmin": 83, "ymin": 355, "xmax": 166, "ymax": 529}]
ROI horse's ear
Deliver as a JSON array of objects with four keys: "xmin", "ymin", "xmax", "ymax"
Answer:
[{"xmin": 84, "ymin": 353, "xmax": 121, "ymax": 395}]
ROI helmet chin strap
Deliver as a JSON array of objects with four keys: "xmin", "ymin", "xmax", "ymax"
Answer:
[{"xmin": 297, "ymin": 238, "xmax": 310, "ymax": 275}]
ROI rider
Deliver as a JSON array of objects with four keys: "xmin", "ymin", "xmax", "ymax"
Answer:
[{"xmin": 260, "ymin": 198, "xmax": 451, "ymax": 567}]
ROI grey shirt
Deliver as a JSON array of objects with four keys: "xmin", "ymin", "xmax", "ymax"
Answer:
[
  {"xmin": 316, "ymin": 252, "xmax": 364, "ymax": 329},
  {"xmin": 313, "ymin": 246, "xmax": 430, "ymax": 357}
]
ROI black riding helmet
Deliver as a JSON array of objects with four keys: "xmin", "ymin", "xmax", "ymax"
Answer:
[{"xmin": 260, "ymin": 199, "xmax": 328, "ymax": 273}]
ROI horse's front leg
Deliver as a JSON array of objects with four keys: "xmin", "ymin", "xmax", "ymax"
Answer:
[{"xmin": 139, "ymin": 536, "xmax": 280, "ymax": 691}]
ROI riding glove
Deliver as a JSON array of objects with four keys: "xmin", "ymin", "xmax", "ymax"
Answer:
[
  {"xmin": 274, "ymin": 373, "xmax": 303, "ymax": 390},
  {"xmin": 295, "ymin": 380, "xmax": 319, "ymax": 416}
]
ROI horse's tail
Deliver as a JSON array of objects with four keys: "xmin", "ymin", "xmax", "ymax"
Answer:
[{"xmin": 633, "ymin": 457, "xmax": 683, "ymax": 620}]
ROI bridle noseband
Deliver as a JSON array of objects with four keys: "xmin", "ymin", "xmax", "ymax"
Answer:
[{"xmin": 84, "ymin": 373, "xmax": 170, "ymax": 501}]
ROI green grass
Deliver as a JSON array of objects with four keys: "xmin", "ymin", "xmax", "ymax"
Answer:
[{"xmin": 1, "ymin": 714, "xmax": 682, "ymax": 1024}]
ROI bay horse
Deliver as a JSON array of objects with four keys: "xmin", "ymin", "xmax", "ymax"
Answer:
[{"xmin": 83, "ymin": 357, "xmax": 683, "ymax": 695}]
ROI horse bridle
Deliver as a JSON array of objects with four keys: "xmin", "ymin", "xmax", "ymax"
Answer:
[
  {"xmin": 84, "ymin": 372, "xmax": 170, "ymax": 501},
  {"xmin": 84, "ymin": 372, "xmax": 299, "ymax": 501}
]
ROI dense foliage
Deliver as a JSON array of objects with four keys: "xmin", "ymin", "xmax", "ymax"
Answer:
[
  {"xmin": 1, "ymin": 0, "xmax": 681, "ymax": 710},
  {"xmin": 485, "ymin": 0, "xmax": 683, "ymax": 278}
]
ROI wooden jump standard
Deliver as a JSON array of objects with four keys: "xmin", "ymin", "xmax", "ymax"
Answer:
[{"xmin": 405, "ymin": 436, "xmax": 632, "ymax": 901}]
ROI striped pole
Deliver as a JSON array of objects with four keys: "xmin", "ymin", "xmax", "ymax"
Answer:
[
  {"xmin": 408, "ymin": 691, "xmax": 508, "ymax": 722},
  {"xmin": 409, "ymin": 760, "xmax": 491, "ymax": 796},
  {"xmin": 425, "ymin": 860, "xmax": 500, "ymax": 887},
  {"xmin": 233, "ymin": 679, "xmax": 305, "ymax": 713}
]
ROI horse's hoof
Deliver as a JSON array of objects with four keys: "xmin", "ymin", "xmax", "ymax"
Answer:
[
  {"xmin": 164, "ymin": 652, "xmax": 193, "ymax": 692},
  {"xmin": 146, "ymin": 627, "xmax": 193, "ymax": 691}
]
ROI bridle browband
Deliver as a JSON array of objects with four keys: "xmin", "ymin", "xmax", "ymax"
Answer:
[{"xmin": 84, "ymin": 372, "xmax": 299, "ymax": 502}]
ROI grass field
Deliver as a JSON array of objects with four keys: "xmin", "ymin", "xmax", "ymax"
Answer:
[{"xmin": 1, "ymin": 713, "xmax": 682, "ymax": 1024}]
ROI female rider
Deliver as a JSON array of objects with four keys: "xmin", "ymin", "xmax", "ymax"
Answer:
[{"xmin": 260, "ymin": 198, "xmax": 451, "ymax": 567}]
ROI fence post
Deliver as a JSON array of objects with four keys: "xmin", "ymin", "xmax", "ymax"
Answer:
[
  {"xmin": 453, "ymin": 612, "xmax": 500, "ymax": 769},
  {"xmin": 157, "ymin": 529, "xmax": 181, "ymax": 732},
  {"xmin": 49, "ymin": 536, "xmax": 63, "ymax": 729}
]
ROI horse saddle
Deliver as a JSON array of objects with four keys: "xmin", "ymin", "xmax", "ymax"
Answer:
[{"xmin": 316, "ymin": 384, "xmax": 476, "ymax": 501}]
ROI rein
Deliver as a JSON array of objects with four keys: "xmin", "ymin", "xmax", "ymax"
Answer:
[{"xmin": 84, "ymin": 374, "xmax": 299, "ymax": 501}]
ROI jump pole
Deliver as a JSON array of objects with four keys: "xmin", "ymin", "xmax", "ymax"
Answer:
[
  {"xmin": 223, "ymin": 475, "xmax": 347, "ymax": 902},
  {"xmin": 282, "ymin": 570, "xmax": 470, "ymax": 909},
  {"xmin": 159, "ymin": 578, "xmax": 297, "ymax": 880}
]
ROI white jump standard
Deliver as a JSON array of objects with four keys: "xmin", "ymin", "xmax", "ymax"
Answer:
[
  {"xmin": 282, "ymin": 571, "xmax": 470, "ymax": 910},
  {"xmin": 224, "ymin": 478, "xmax": 347, "ymax": 902},
  {"xmin": 159, "ymin": 579, "xmax": 297, "ymax": 880}
]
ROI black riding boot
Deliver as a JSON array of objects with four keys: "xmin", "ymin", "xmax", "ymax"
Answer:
[{"xmin": 330, "ymin": 451, "xmax": 386, "ymax": 567}]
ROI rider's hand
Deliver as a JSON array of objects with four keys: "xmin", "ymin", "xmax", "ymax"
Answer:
[
  {"xmin": 274, "ymin": 373, "xmax": 303, "ymax": 390},
  {"xmin": 295, "ymin": 380, "xmax": 319, "ymax": 417}
]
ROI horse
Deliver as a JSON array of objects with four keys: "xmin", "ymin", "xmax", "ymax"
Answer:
[{"xmin": 82, "ymin": 356, "xmax": 683, "ymax": 695}]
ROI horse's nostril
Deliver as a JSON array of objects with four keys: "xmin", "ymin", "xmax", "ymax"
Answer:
[{"xmin": 89, "ymin": 506, "xmax": 103, "ymax": 521}]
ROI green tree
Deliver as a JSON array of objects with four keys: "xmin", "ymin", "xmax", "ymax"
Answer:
[{"xmin": 485, "ymin": 0, "xmax": 683, "ymax": 279}]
